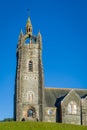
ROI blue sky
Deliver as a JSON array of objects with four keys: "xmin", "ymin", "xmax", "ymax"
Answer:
[{"xmin": 0, "ymin": 0, "xmax": 87, "ymax": 120}]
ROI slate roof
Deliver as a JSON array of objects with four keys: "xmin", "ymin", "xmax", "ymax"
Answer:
[{"xmin": 44, "ymin": 87, "xmax": 87, "ymax": 107}]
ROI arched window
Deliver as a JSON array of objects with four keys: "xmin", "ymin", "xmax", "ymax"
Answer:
[
  {"xmin": 29, "ymin": 61, "xmax": 33, "ymax": 72},
  {"xmin": 68, "ymin": 101, "xmax": 77, "ymax": 114},
  {"xmin": 68, "ymin": 104, "xmax": 72, "ymax": 113},
  {"xmin": 28, "ymin": 28, "xmax": 31, "ymax": 32},
  {"xmin": 27, "ymin": 91, "xmax": 34, "ymax": 103},
  {"xmin": 29, "ymin": 93, "xmax": 33, "ymax": 102}
]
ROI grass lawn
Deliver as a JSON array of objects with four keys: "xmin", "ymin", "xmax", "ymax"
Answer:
[{"xmin": 0, "ymin": 122, "xmax": 87, "ymax": 130}]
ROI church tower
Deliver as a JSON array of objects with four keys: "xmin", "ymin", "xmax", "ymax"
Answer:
[{"xmin": 14, "ymin": 17, "xmax": 44, "ymax": 121}]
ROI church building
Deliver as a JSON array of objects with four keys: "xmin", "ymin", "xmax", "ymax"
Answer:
[{"xmin": 14, "ymin": 17, "xmax": 87, "ymax": 125}]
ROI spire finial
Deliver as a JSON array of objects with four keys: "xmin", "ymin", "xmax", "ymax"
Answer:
[
  {"xmin": 27, "ymin": 8, "xmax": 30, "ymax": 18},
  {"xmin": 38, "ymin": 30, "xmax": 41, "ymax": 37},
  {"xmin": 20, "ymin": 29, "xmax": 23, "ymax": 35},
  {"xmin": 19, "ymin": 29, "xmax": 23, "ymax": 40}
]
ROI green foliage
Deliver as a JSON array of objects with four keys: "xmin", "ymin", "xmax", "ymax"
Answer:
[
  {"xmin": 2, "ymin": 118, "xmax": 14, "ymax": 122},
  {"xmin": 0, "ymin": 122, "xmax": 87, "ymax": 130}
]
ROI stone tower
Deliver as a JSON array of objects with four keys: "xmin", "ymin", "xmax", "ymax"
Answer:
[{"xmin": 14, "ymin": 17, "xmax": 44, "ymax": 121}]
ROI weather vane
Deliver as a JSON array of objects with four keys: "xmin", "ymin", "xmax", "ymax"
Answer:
[{"xmin": 27, "ymin": 8, "xmax": 30, "ymax": 17}]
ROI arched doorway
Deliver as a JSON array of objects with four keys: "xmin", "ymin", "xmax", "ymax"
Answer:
[
  {"xmin": 27, "ymin": 107, "xmax": 36, "ymax": 118},
  {"xmin": 28, "ymin": 109, "xmax": 33, "ymax": 117}
]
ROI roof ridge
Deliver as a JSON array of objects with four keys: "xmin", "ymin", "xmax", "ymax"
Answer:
[
  {"xmin": 45, "ymin": 87, "xmax": 71, "ymax": 90},
  {"xmin": 45, "ymin": 87, "xmax": 87, "ymax": 91}
]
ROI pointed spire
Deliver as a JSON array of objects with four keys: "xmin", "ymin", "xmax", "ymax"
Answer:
[
  {"xmin": 20, "ymin": 29, "xmax": 23, "ymax": 35},
  {"xmin": 20, "ymin": 29, "xmax": 23, "ymax": 38},
  {"xmin": 26, "ymin": 17, "xmax": 32, "ymax": 37},
  {"xmin": 38, "ymin": 30, "xmax": 41, "ymax": 36},
  {"xmin": 38, "ymin": 31, "xmax": 42, "ymax": 42},
  {"xmin": 37, "ymin": 31, "xmax": 42, "ymax": 49},
  {"xmin": 20, "ymin": 29, "xmax": 23, "ymax": 37},
  {"xmin": 26, "ymin": 17, "xmax": 32, "ymax": 27},
  {"xmin": 19, "ymin": 29, "xmax": 23, "ymax": 41}
]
